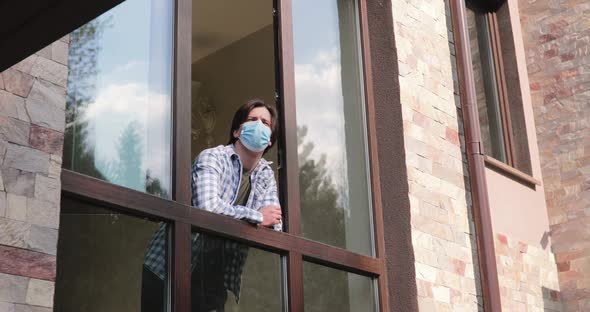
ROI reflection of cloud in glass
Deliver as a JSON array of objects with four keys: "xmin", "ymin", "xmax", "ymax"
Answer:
[
  {"xmin": 83, "ymin": 80, "xmax": 171, "ymax": 192},
  {"xmin": 103, "ymin": 61, "xmax": 148, "ymax": 84},
  {"xmin": 295, "ymin": 48, "xmax": 349, "ymax": 209}
]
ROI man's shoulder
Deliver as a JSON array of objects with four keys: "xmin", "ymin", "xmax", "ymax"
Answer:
[
  {"xmin": 255, "ymin": 158, "xmax": 274, "ymax": 176},
  {"xmin": 194, "ymin": 145, "xmax": 231, "ymax": 164}
]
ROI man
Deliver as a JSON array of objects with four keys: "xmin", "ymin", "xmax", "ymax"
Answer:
[
  {"xmin": 190, "ymin": 99, "xmax": 282, "ymax": 311},
  {"xmin": 192, "ymin": 98, "xmax": 283, "ymax": 230},
  {"xmin": 141, "ymin": 99, "xmax": 282, "ymax": 312}
]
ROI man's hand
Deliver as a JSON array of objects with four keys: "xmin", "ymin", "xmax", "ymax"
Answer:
[{"xmin": 259, "ymin": 205, "xmax": 282, "ymax": 227}]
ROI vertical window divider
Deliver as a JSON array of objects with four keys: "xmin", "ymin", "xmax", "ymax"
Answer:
[
  {"xmin": 173, "ymin": 222, "xmax": 191, "ymax": 312},
  {"xmin": 358, "ymin": 0, "xmax": 389, "ymax": 311},
  {"xmin": 488, "ymin": 11, "xmax": 515, "ymax": 166},
  {"xmin": 275, "ymin": 0, "xmax": 305, "ymax": 310},
  {"xmin": 173, "ymin": 0, "xmax": 192, "ymax": 310},
  {"xmin": 275, "ymin": 0, "xmax": 301, "ymax": 235},
  {"xmin": 287, "ymin": 252, "xmax": 304, "ymax": 311}
]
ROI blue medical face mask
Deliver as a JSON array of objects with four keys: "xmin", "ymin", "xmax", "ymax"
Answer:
[{"xmin": 239, "ymin": 120, "xmax": 271, "ymax": 152}]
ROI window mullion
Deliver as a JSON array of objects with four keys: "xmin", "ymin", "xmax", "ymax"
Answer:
[
  {"xmin": 357, "ymin": 0, "xmax": 389, "ymax": 311},
  {"xmin": 275, "ymin": 0, "xmax": 302, "ymax": 235},
  {"xmin": 173, "ymin": 0, "xmax": 193, "ymax": 205},
  {"xmin": 172, "ymin": 0, "xmax": 192, "ymax": 310},
  {"xmin": 173, "ymin": 221, "xmax": 191, "ymax": 312},
  {"xmin": 287, "ymin": 251, "xmax": 305, "ymax": 312}
]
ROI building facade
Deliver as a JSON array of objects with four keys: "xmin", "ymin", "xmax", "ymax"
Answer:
[{"xmin": 0, "ymin": 0, "xmax": 588, "ymax": 311}]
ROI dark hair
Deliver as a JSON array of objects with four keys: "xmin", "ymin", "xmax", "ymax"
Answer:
[{"xmin": 228, "ymin": 98, "xmax": 278, "ymax": 154}]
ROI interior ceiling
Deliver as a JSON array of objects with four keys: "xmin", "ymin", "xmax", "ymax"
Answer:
[{"xmin": 192, "ymin": 0, "xmax": 272, "ymax": 62}]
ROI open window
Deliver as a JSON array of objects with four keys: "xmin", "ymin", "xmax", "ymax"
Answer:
[{"xmin": 57, "ymin": 0, "xmax": 387, "ymax": 311}]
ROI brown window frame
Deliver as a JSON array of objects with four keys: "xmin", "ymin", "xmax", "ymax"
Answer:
[
  {"xmin": 59, "ymin": 0, "xmax": 390, "ymax": 311},
  {"xmin": 467, "ymin": 0, "xmax": 518, "ymax": 167},
  {"xmin": 466, "ymin": 0, "xmax": 540, "ymax": 186}
]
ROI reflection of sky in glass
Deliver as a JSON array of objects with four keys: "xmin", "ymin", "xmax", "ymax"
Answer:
[
  {"xmin": 69, "ymin": 0, "xmax": 173, "ymax": 196},
  {"xmin": 294, "ymin": 0, "xmax": 373, "ymax": 256},
  {"xmin": 293, "ymin": 0, "xmax": 341, "ymax": 63},
  {"xmin": 293, "ymin": 0, "xmax": 348, "ymax": 208}
]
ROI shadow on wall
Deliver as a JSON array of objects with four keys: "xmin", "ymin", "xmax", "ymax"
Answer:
[
  {"xmin": 542, "ymin": 287, "xmax": 564, "ymax": 311},
  {"xmin": 540, "ymin": 230, "xmax": 550, "ymax": 249}
]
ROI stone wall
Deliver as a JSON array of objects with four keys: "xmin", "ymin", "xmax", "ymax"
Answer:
[
  {"xmin": 518, "ymin": 0, "xmax": 590, "ymax": 310},
  {"xmin": 0, "ymin": 37, "xmax": 68, "ymax": 311},
  {"xmin": 495, "ymin": 233, "xmax": 562, "ymax": 311},
  {"xmin": 391, "ymin": 0, "xmax": 482, "ymax": 310}
]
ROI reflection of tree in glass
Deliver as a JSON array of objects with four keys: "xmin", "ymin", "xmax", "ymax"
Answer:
[
  {"xmin": 146, "ymin": 170, "xmax": 169, "ymax": 199},
  {"xmin": 113, "ymin": 122, "xmax": 169, "ymax": 198},
  {"xmin": 298, "ymin": 126, "xmax": 346, "ymax": 247},
  {"xmin": 113, "ymin": 121, "xmax": 144, "ymax": 192},
  {"xmin": 224, "ymin": 249, "xmax": 282, "ymax": 312},
  {"xmin": 298, "ymin": 126, "xmax": 349, "ymax": 312},
  {"xmin": 63, "ymin": 17, "xmax": 111, "ymax": 178}
]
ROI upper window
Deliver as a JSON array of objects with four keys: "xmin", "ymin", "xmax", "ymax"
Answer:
[
  {"xmin": 62, "ymin": 0, "xmax": 174, "ymax": 197},
  {"xmin": 466, "ymin": 0, "xmax": 532, "ymax": 174}
]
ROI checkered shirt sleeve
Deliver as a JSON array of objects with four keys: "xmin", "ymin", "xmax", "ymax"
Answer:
[
  {"xmin": 143, "ymin": 223, "xmax": 168, "ymax": 280},
  {"xmin": 191, "ymin": 149, "xmax": 263, "ymax": 224},
  {"xmin": 256, "ymin": 165, "xmax": 283, "ymax": 232}
]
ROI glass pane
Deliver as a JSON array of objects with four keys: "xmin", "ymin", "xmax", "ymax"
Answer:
[
  {"xmin": 63, "ymin": 0, "xmax": 173, "ymax": 198},
  {"xmin": 303, "ymin": 262, "xmax": 376, "ymax": 312},
  {"xmin": 55, "ymin": 198, "xmax": 169, "ymax": 312},
  {"xmin": 466, "ymin": 8, "xmax": 507, "ymax": 162},
  {"xmin": 293, "ymin": 0, "xmax": 373, "ymax": 255},
  {"xmin": 190, "ymin": 230, "xmax": 285, "ymax": 312}
]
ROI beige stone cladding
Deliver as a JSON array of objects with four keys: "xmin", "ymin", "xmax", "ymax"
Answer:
[
  {"xmin": 391, "ymin": 0, "xmax": 482, "ymax": 310},
  {"xmin": 0, "ymin": 36, "xmax": 69, "ymax": 312},
  {"xmin": 495, "ymin": 233, "xmax": 563, "ymax": 311},
  {"xmin": 519, "ymin": 0, "xmax": 590, "ymax": 310}
]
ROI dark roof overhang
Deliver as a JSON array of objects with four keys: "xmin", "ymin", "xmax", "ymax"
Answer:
[{"xmin": 0, "ymin": 0, "xmax": 123, "ymax": 72}]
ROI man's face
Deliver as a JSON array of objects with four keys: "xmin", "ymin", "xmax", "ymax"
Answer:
[{"xmin": 234, "ymin": 106, "xmax": 273, "ymax": 147}]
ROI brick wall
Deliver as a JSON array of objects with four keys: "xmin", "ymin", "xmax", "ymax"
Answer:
[
  {"xmin": 391, "ymin": 0, "xmax": 482, "ymax": 310},
  {"xmin": 519, "ymin": 0, "xmax": 590, "ymax": 310},
  {"xmin": 495, "ymin": 233, "xmax": 563, "ymax": 311},
  {"xmin": 0, "ymin": 37, "xmax": 68, "ymax": 311}
]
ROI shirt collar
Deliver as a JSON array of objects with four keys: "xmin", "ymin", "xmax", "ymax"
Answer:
[{"xmin": 225, "ymin": 144, "xmax": 271, "ymax": 170}]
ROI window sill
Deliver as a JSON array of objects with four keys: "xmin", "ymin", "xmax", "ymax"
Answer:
[{"xmin": 483, "ymin": 155, "xmax": 542, "ymax": 187}]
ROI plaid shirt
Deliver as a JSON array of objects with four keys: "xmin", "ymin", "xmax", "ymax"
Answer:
[{"xmin": 144, "ymin": 144, "xmax": 282, "ymax": 301}]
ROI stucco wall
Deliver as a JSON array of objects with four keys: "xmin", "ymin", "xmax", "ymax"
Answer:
[
  {"xmin": 519, "ymin": 0, "xmax": 590, "ymax": 310},
  {"xmin": 391, "ymin": 0, "xmax": 483, "ymax": 310},
  {"xmin": 0, "ymin": 37, "xmax": 68, "ymax": 311}
]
